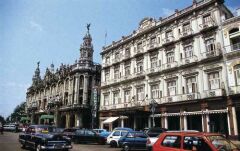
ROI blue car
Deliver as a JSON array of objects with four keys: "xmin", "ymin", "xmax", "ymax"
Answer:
[{"xmin": 118, "ymin": 131, "xmax": 148, "ymax": 151}]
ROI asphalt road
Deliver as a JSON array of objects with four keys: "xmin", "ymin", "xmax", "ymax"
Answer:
[{"xmin": 0, "ymin": 132, "xmax": 121, "ymax": 151}]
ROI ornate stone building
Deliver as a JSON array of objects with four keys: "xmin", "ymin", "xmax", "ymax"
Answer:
[
  {"xmin": 26, "ymin": 26, "xmax": 101, "ymax": 128},
  {"xmin": 99, "ymin": 0, "xmax": 240, "ymax": 138}
]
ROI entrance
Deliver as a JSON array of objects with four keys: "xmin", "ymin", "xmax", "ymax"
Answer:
[
  {"xmin": 209, "ymin": 113, "xmax": 228, "ymax": 135},
  {"xmin": 69, "ymin": 114, "xmax": 75, "ymax": 127},
  {"xmin": 187, "ymin": 115, "xmax": 202, "ymax": 132},
  {"xmin": 60, "ymin": 115, "xmax": 66, "ymax": 128},
  {"xmin": 168, "ymin": 116, "xmax": 180, "ymax": 130}
]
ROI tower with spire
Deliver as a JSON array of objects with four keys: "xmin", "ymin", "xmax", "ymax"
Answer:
[
  {"xmin": 79, "ymin": 23, "xmax": 94, "ymax": 63},
  {"xmin": 32, "ymin": 61, "xmax": 42, "ymax": 87}
]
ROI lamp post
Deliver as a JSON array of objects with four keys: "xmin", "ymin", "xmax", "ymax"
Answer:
[{"xmin": 149, "ymin": 99, "xmax": 158, "ymax": 127}]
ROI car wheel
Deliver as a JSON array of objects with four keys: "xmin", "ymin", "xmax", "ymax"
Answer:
[
  {"xmin": 36, "ymin": 144, "xmax": 42, "ymax": 151},
  {"xmin": 21, "ymin": 143, "xmax": 26, "ymax": 149},
  {"xmin": 123, "ymin": 144, "xmax": 130, "ymax": 151},
  {"xmin": 110, "ymin": 141, "xmax": 117, "ymax": 147}
]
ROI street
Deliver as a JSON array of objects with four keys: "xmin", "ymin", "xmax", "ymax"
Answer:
[{"xmin": 0, "ymin": 132, "xmax": 121, "ymax": 151}]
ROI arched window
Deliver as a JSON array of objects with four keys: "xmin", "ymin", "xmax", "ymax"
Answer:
[
  {"xmin": 234, "ymin": 64, "xmax": 240, "ymax": 85},
  {"xmin": 229, "ymin": 28, "xmax": 239, "ymax": 35}
]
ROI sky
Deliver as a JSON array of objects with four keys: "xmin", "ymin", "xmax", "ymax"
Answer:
[{"xmin": 0, "ymin": 0, "xmax": 239, "ymax": 118}]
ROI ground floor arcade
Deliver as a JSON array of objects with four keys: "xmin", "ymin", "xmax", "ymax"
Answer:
[{"xmin": 99, "ymin": 97, "xmax": 240, "ymax": 139}]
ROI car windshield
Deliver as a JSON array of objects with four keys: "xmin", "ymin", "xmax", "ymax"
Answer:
[
  {"xmin": 207, "ymin": 135, "xmax": 238, "ymax": 151},
  {"xmin": 36, "ymin": 126, "xmax": 56, "ymax": 133}
]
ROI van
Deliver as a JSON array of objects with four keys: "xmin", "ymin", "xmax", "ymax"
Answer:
[{"xmin": 106, "ymin": 127, "xmax": 133, "ymax": 147}]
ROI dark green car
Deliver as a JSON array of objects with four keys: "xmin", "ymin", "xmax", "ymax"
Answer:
[{"xmin": 19, "ymin": 125, "xmax": 72, "ymax": 151}]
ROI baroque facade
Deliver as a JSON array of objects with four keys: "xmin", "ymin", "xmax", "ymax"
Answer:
[
  {"xmin": 26, "ymin": 26, "xmax": 101, "ymax": 128},
  {"xmin": 99, "ymin": 0, "xmax": 240, "ymax": 138}
]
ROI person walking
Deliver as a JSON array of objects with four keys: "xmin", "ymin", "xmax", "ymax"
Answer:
[{"xmin": 0, "ymin": 122, "xmax": 3, "ymax": 134}]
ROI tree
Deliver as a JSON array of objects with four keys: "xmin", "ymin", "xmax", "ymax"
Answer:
[
  {"xmin": 7, "ymin": 102, "xmax": 26, "ymax": 123},
  {"xmin": 0, "ymin": 115, "xmax": 5, "ymax": 124}
]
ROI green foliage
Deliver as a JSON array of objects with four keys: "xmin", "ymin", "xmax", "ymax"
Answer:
[
  {"xmin": 7, "ymin": 102, "xmax": 26, "ymax": 123},
  {"xmin": 0, "ymin": 115, "xmax": 5, "ymax": 124}
]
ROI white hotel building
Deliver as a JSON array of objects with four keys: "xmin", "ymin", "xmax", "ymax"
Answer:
[{"xmin": 99, "ymin": 0, "xmax": 240, "ymax": 139}]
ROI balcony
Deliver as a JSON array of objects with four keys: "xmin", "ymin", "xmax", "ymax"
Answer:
[
  {"xmin": 225, "ymin": 43, "xmax": 240, "ymax": 59},
  {"xmin": 147, "ymin": 42, "xmax": 159, "ymax": 51},
  {"xmin": 179, "ymin": 28, "xmax": 193, "ymax": 40},
  {"xmin": 162, "ymin": 36, "xmax": 175, "ymax": 47},
  {"xmin": 123, "ymin": 54, "xmax": 131, "ymax": 60},
  {"xmin": 201, "ymin": 47, "xmax": 222, "ymax": 61},
  {"xmin": 31, "ymin": 101, "xmax": 38, "ymax": 110},
  {"xmin": 147, "ymin": 66, "xmax": 162, "ymax": 75},
  {"xmin": 162, "ymin": 62, "xmax": 178, "ymax": 71},
  {"xmin": 202, "ymin": 88, "xmax": 225, "ymax": 98},
  {"xmin": 112, "ymin": 57, "xmax": 121, "ymax": 65},
  {"xmin": 181, "ymin": 93, "xmax": 200, "ymax": 101},
  {"xmin": 180, "ymin": 56, "xmax": 198, "ymax": 66},
  {"xmin": 134, "ymin": 47, "xmax": 144, "ymax": 56},
  {"xmin": 229, "ymin": 85, "xmax": 240, "ymax": 95},
  {"xmin": 121, "ymin": 74, "xmax": 133, "ymax": 81},
  {"xmin": 163, "ymin": 95, "xmax": 180, "ymax": 103},
  {"xmin": 102, "ymin": 62, "xmax": 111, "ymax": 68},
  {"xmin": 132, "ymin": 71, "xmax": 145, "ymax": 79},
  {"xmin": 199, "ymin": 20, "xmax": 217, "ymax": 33}
]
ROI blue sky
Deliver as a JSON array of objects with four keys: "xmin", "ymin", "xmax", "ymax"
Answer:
[{"xmin": 0, "ymin": 0, "xmax": 239, "ymax": 118}]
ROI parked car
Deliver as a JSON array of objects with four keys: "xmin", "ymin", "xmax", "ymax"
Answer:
[
  {"xmin": 3, "ymin": 123, "xmax": 19, "ymax": 132},
  {"xmin": 146, "ymin": 127, "xmax": 167, "ymax": 151},
  {"xmin": 61, "ymin": 128, "xmax": 79, "ymax": 140},
  {"xmin": 153, "ymin": 131, "xmax": 240, "ymax": 151},
  {"xmin": 73, "ymin": 129, "xmax": 106, "ymax": 144},
  {"xmin": 93, "ymin": 129, "xmax": 108, "ymax": 134},
  {"xmin": 118, "ymin": 131, "xmax": 148, "ymax": 151},
  {"xmin": 107, "ymin": 127, "xmax": 133, "ymax": 147},
  {"xmin": 147, "ymin": 130, "xmax": 199, "ymax": 151},
  {"xmin": 19, "ymin": 125, "xmax": 72, "ymax": 151}
]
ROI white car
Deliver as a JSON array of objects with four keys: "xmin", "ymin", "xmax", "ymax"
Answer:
[{"xmin": 106, "ymin": 127, "xmax": 133, "ymax": 147}]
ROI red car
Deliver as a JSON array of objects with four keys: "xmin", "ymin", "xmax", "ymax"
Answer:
[{"xmin": 153, "ymin": 131, "xmax": 239, "ymax": 151}]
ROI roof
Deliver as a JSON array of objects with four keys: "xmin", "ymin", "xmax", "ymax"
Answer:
[{"xmin": 161, "ymin": 131, "xmax": 222, "ymax": 136}]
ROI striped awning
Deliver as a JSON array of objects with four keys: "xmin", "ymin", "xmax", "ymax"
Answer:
[{"xmin": 103, "ymin": 117, "xmax": 119, "ymax": 124}]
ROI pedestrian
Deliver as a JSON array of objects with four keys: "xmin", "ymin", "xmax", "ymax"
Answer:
[{"xmin": 0, "ymin": 122, "xmax": 3, "ymax": 134}]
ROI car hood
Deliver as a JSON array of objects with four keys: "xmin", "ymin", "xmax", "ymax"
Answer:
[{"xmin": 35, "ymin": 132, "xmax": 63, "ymax": 139}]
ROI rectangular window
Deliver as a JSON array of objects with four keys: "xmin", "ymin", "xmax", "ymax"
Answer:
[
  {"xmin": 103, "ymin": 94, "xmax": 109, "ymax": 105},
  {"xmin": 151, "ymin": 84, "xmax": 159, "ymax": 99},
  {"xmin": 205, "ymin": 38, "xmax": 215, "ymax": 52},
  {"xmin": 113, "ymin": 92, "xmax": 119, "ymax": 105},
  {"xmin": 167, "ymin": 52, "xmax": 174, "ymax": 63},
  {"xmin": 208, "ymin": 72, "xmax": 220, "ymax": 90},
  {"xmin": 234, "ymin": 65, "xmax": 240, "ymax": 85},
  {"xmin": 151, "ymin": 55, "xmax": 158, "ymax": 68},
  {"xmin": 150, "ymin": 37, "xmax": 156, "ymax": 46},
  {"xmin": 115, "ymin": 52, "xmax": 120, "ymax": 60},
  {"xmin": 186, "ymin": 77, "xmax": 197, "ymax": 93},
  {"xmin": 106, "ymin": 56, "xmax": 110, "ymax": 63},
  {"xmin": 136, "ymin": 87, "xmax": 144, "ymax": 101},
  {"xmin": 125, "ymin": 48, "xmax": 130, "ymax": 58},
  {"xmin": 183, "ymin": 23, "xmax": 190, "ymax": 33},
  {"xmin": 203, "ymin": 14, "xmax": 211, "ymax": 24},
  {"xmin": 184, "ymin": 45, "xmax": 193, "ymax": 58},
  {"xmin": 137, "ymin": 42, "xmax": 143, "ymax": 50},
  {"xmin": 166, "ymin": 30, "xmax": 173, "ymax": 38},
  {"xmin": 167, "ymin": 81, "xmax": 176, "ymax": 96},
  {"xmin": 114, "ymin": 66, "xmax": 120, "ymax": 79},
  {"xmin": 105, "ymin": 69, "xmax": 110, "ymax": 81},
  {"xmin": 136, "ymin": 61, "xmax": 143, "ymax": 73},
  {"xmin": 124, "ymin": 90, "xmax": 131, "ymax": 103},
  {"xmin": 125, "ymin": 61, "xmax": 131, "ymax": 75}
]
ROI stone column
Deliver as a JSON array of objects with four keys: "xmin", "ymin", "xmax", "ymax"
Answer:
[
  {"xmin": 31, "ymin": 112, "xmax": 35, "ymax": 124},
  {"xmin": 164, "ymin": 115, "xmax": 168, "ymax": 129},
  {"xmin": 66, "ymin": 113, "xmax": 70, "ymax": 128},
  {"xmin": 134, "ymin": 116, "xmax": 137, "ymax": 130},
  {"xmin": 206, "ymin": 109, "xmax": 210, "ymax": 132},
  {"xmin": 232, "ymin": 107, "xmax": 238, "ymax": 135},
  {"xmin": 68, "ymin": 79, "xmax": 72, "ymax": 105},
  {"xmin": 121, "ymin": 118, "xmax": 124, "ymax": 127},
  {"xmin": 148, "ymin": 116, "xmax": 152, "ymax": 128},
  {"xmin": 75, "ymin": 113, "xmax": 83, "ymax": 128},
  {"xmin": 83, "ymin": 75, "xmax": 89, "ymax": 104},
  {"xmin": 184, "ymin": 115, "xmax": 188, "ymax": 130},
  {"xmin": 74, "ymin": 75, "xmax": 80, "ymax": 104},
  {"xmin": 55, "ymin": 107, "xmax": 60, "ymax": 127}
]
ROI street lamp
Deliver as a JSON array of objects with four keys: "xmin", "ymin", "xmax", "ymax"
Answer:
[{"xmin": 149, "ymin": 99, "xmax": 158, "ymax": 127}]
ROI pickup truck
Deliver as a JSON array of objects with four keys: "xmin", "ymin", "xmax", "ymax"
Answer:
[{"xmin": 19, "ymin": 125, "xmax": 72, "ymax": 151}]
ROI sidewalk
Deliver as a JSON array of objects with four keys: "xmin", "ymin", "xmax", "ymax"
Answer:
[{"xmin": 232, "ymin": 141, "xmax": 240, "ymax": 148}]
